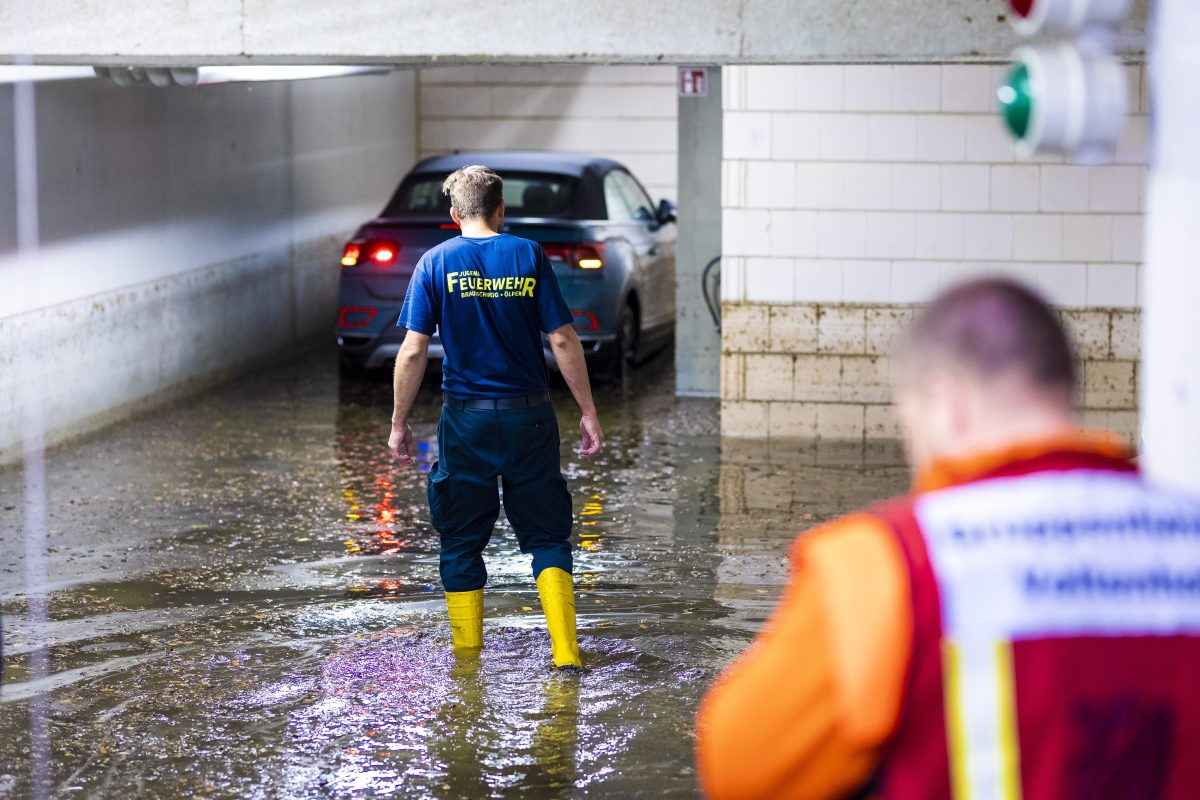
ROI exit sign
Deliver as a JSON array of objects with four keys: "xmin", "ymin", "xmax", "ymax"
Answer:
[{"xmin": 679, "ymin": 67, "xmax": 708, "ymax": 97}]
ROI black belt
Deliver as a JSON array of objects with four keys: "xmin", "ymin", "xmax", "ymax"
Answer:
[{"xmin": 443, "ymin": 391, "xmax": 551, "ymax": 410}]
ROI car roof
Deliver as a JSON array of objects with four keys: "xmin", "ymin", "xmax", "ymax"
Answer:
[{"xmin": 410, "ymin": 151, "xmax": 625, "ymax": 178}]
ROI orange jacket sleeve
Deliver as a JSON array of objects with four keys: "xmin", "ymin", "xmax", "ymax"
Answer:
[{"xmin": 695, "ymin": 513, "xmax": 914, "ymax": 800}]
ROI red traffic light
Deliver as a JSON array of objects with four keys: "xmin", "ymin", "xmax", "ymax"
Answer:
[{"xmin": 1010, "ymin": 0, "xmax": 1035, "ymax": 19}]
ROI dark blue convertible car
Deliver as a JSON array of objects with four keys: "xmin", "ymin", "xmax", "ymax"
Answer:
[{"xmin": 334, "ymin": 151, "xmax": 676, "ymax": 376}]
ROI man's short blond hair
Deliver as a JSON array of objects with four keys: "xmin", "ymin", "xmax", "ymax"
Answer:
[{"xmin": 442, "ymin": 165, "xmax": 504, "ymax": 220}]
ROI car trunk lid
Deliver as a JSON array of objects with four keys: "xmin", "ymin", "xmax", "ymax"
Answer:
[
  {"xmin": 349, "ymin": 217, "xmax": 460, "ymax": 300},
  {"xmin": 349, "ymin": 218, "xmax": 600, "ymax": 301}
]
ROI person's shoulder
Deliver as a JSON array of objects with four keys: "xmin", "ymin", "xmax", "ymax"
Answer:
[
  {"xmin": 416, "ymin": 236, "xmax": 466, "ymax": 269},
  {"xmin": 790, "ymin": 511, "xmax": 903, "ymax": 572},
  {"xmin": 499, "ymin": 233, "xmax": 545, "ymax": 256},
  {"xmin": 426, "ymin": 236, "xmax": 466, "ymax": 257}
]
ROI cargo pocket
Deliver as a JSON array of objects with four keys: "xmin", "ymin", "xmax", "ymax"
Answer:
[
  {"xmin": 548, "ymin": 474, "xmax": 573, "ymax": 540},
  {"xmin": 427, "ymin": 461, "xmax": 454, "ymax": 534}
]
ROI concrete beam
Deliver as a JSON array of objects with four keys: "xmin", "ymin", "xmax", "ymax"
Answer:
[{"xmin": 1, "ymin": 0, "xmax": 1148, "ymax": 67}]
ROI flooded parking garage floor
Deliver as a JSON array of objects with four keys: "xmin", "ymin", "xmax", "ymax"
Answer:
[{"xmin": 0, "ymin": 345, "xmax": 910, "ymax": 799}]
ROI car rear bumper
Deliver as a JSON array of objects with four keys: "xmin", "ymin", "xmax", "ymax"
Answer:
[
  {"xmin": 542, "ymin": 333, "xmax": 614, "ymax": 368},
  {"xmin": 345, "ymin": 340, "xmax": 447, "ymax": 370}
]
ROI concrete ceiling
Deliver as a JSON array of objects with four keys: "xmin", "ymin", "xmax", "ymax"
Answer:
[{"xmin": 0, "ymin": 0, "xmax": 1149, "ymax": 67}]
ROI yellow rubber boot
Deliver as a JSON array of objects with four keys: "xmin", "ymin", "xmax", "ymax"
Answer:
[
  {"xmin": 536, "ymin": 568, "xmax": 582, "ymax": 668},
  {"xmin": 445, "ymin": 589, "xmax": 484, "ymax": 649}
]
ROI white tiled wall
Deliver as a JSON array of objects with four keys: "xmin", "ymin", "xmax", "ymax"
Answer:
[
  {"xmin": 721, "ymin": 63, "xmax": 1149, "ymax": 441},
  {"xmin": 722, "ymin": 64, "xmax": 1149, "ymax": 309},
  {"xmin": 417, "ymin": 65, "xmax": 678, "ymax": 201}
]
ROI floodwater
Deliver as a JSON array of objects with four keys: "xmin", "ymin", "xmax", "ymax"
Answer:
[{"xmin": 0, "ymin": 344, "xmax": 909, "ymax": 799}]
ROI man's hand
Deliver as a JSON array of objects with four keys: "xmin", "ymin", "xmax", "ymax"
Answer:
[
  {"xmin": 548, "ymin": 324, "xmax": 604, "ymax": 458},
  {"xmin": 389, "ymin": 331, "xmax": 429, "ymax": 466},
  {"xmin": 389, "ymin": 422, "xmax": 415, "ymax": 464},
  {"xmin": 579, "ymin": 413, "xmax": 604, "ymax": 458}
]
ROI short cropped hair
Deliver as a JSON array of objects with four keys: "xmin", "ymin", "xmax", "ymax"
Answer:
[
  {"xmin": 899, "ymin": 278, "xmax": 1076, "ymax": 395},
  {"xmin": 442, "ymin": 165, "xmax": 503, "ymax": 220}
]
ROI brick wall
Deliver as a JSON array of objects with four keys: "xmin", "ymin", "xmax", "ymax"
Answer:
[
  {"xmin": 417, "ymin": 65, "xmax": 678, "ymax": 201},
  {"xmin": 720, "ymin": 64, "xmax": 1148, "ymax": 443}
]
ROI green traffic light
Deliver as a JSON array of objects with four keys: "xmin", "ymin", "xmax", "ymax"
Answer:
[{"xmin": 998, "ymin": 62, "xmax": 1032, "ymax": 140}]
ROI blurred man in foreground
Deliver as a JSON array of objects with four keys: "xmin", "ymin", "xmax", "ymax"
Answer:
[{"xmin": 696, "ymin": 279, "xmax": 1200, "ymax": 799}]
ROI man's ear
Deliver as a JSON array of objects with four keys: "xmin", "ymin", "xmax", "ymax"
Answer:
[
  {"xmin": 449, "ymin": 207, "xmax": 462, "ymax": 226},
  {"xmin": 936, "ymin": 370, "xmax": 973, "ymax": 439}
]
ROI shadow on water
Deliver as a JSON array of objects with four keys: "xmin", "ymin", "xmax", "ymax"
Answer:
[{"xmin": 0, "ymin": 343, "xmax": 909, "ymax": 798}]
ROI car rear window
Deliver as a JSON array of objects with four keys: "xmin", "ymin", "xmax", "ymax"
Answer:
[{"xmin": 384, "ymin": 172, "xmax": 578, "ymax": 218}]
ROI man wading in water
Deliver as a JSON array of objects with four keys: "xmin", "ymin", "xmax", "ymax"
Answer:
[{"xmin": 387, "ymin": 165, "xmax": 603, "ymax": 669}]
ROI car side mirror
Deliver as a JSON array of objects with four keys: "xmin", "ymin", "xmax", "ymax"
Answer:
[{"xmin": 656, "ymin": 198, "xmax": 677, "ymax": 225}]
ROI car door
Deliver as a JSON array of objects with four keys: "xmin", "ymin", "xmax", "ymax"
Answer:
[
  {"xmin": 611, "ymin": 170, "xmax": 675, "ymax": 332},
  {"xmin": 602, "ymin": 170, "xmax": 656, "ymax": 325}
]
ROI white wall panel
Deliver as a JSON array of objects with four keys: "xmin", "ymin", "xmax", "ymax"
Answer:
[
  {"xmin": 0, "ymin": 71, "xmax": 417, "ymax": 462},
  {"xmin": 417, "ymin": 65, "xmax": 678, "ymax": 202}
]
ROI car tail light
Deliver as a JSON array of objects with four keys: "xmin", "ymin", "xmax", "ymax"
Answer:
[
  {"xmin": 338, "ymin": 306, "xmax": 377, "ymax": 328},
  {"xmin": 543, "ymin": 242, "xmax": 606, "ymax": 270},
  {"xmin": 342, "ymin": 240, "xmax": 400, "ymax": 267},
  {"xmin": 368, "ymin": 241, "xmax": 399, "ymax": 264},
  {"xmin": 572, "ymin": 310, "xmax": 599, "ymax": 331}
]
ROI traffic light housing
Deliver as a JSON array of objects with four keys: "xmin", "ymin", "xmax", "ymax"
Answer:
[
  {"xmin": 998, "ymin": 43, "xmax": 1128, "ymax": 160},
  {"xmin": 1007, "ymin": 0, "xmax": 1132, "ymax": 35},
  {"xmin": 998, "ymin": 0, "xmax": 1133, "ymax": 160}
]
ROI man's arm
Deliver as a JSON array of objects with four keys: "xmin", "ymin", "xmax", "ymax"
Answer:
[
  {"xmin": 547, "ymin": 324, "xmax": 603, "ymax": 458},
  {"xmin": 695, "ymin": 515, "xmax": 912, "ymax": 800},
  {"xmin": 388, "ymin": 331, "xmax": 430, "ymax": 464}
]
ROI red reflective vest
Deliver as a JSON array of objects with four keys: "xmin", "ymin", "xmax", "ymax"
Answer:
[{"xmin": 874, "ymin": 449, "xmax": 1200, "ymax": 799}]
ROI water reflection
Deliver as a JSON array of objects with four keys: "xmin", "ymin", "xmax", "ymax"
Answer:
[{"xmin": 0, "ymin": 344, "xmax": 910, "ymax": 798}]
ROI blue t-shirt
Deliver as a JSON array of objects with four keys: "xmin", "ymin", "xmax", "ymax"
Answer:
[{"xmin": 398, "ymin": 234, "xmax": 574, "ymax": 399}]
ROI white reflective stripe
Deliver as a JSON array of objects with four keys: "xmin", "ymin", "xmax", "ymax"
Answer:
[
  {"xmin": 943, "ymin": 638, "xmax": 1019, "ymax": 800},
  {"xmin": 916, "ymin": 469, "xmax": 1200, "ymax": 798}
]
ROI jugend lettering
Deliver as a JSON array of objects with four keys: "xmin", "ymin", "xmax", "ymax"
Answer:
[{"xmin": 447, "ymin": 270, "xmax": 536, "ymax": 299}]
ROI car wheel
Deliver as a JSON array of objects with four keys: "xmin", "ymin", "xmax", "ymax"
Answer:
[{"xmin": 591, "ymin": 300, "xmax": 640, "ymax": 382}]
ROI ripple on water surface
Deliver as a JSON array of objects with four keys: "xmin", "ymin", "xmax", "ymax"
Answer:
[{"xmin": 0, "ymin": 344, "xmax": 909, "ymax": 798}]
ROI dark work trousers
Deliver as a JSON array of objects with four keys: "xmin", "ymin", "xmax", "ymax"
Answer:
[{"xmin": 428, "ymin": 402, "xmax": 574, "ymax": 592}]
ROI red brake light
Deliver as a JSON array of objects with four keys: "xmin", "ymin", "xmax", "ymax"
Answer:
[
  {"xmin": 543, "ymin": 242, "xmax": 606, "ymax": 270},
  {"xmin": 342, "ymin": 239, "xmax": 398, "ymax": 267},
  {"xmin": 368, "ymin": 241, "xmax": 398, "ymax": 264},
  {"xmin": 440, "ymin": 223, "xmax": 460, "ymax": 230}
]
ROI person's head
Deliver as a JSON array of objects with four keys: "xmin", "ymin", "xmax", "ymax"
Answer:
[
  {"xmin": 442, "ymin": 165, "xmax": 505, "ymax": 231},
  {"xmin": 894, "ymin": 278, "xmax": 1078, "ymax": 474}
]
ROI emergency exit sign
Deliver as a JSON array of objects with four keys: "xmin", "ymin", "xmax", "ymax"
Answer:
[{"xmin": 679, "ymin": 67, "xmax": 708, "ymax": 97}]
